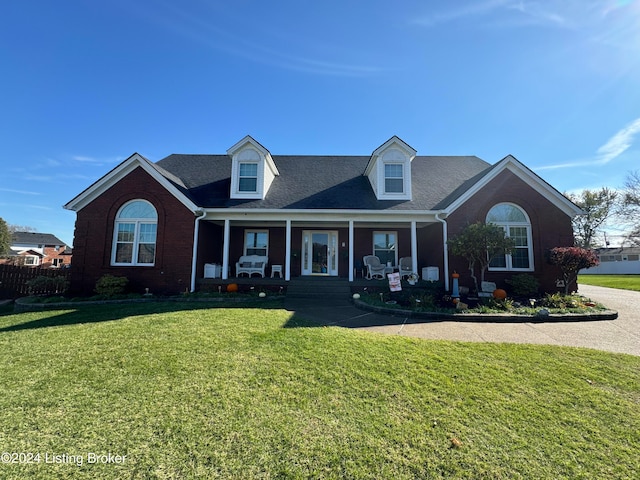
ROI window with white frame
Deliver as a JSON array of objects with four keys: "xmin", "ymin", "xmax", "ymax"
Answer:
[
  {"xmin": 24, "ymin": 256, "xmax": 39, "ymax": 266},
  {"xmin": 384, "ymin": 163, "xmax": 404, "ymax": 193},
  {"xmin": 487, "ymin": 203, "xmax": 533, "ymax": 271},
  {"xmin": 244, "ymin": 230, "xmax": 268, "ymax": 256},
  {"xmin": 52, "ymin": 258, "xmax": 64, "ymax": 267},
  {"xmin": 112, "ymin": 200, "xmax": 158, "ymax": 266},
  {"xmin": 373, "ymin": 231, "xmax": 397, "ymax": 266},
  {"xmin": 238, "ymin": 163, "xmax": 258, "ymax": 192}
]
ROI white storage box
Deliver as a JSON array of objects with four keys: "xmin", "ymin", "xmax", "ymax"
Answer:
[
  {"xmin": 204, "ymin": 263, "xmax": 222, "ymax": 278},
  {"xmin": 422, "ymin": 266, "xmax": 439, "ymax": 282}
]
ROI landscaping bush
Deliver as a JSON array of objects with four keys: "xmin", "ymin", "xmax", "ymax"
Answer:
[
  {"xmin": 94, "ymin": 274, "xmax": 129, "ymax": 296},
  {"xmin": 25, "ymin": 275, "xmax": 69, "ymax": 294},
  {"xmin": 506, "ymin": 274, "xmax": 540, "ymax": 297},
  {"xmin": 547, "ymin": 247, "xmax": 599, "ymax": 294},
  {"xmin": 409, "ymin": 292, "xmax": 438, "ymax": 311}
]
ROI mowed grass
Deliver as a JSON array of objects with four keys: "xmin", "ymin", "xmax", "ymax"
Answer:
[
  {"xmin": 0, "ymin": 302, "xmax": 638, "ymax": 479},
  {"xmin": 579, "ymin": 274, "xmax": 640, "ymax": 292}
]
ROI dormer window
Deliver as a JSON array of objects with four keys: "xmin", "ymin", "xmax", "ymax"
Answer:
[
  {"xmin": 365, "ymin": 136, "xmax": 416, "ymax": 201},
  {"xmin": 384, "ymin": 164, "xmax": 404, "ymax": 193},
  {"xmin": 238, "ymin": 162, "xmax": 258, "ymax": 192},
  {"xmin": 228, "ymin": 135, "xmax": 279, "ymax": 200}
]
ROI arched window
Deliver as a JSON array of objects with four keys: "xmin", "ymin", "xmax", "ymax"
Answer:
[
  {"xmin": 486, "ymin": 203, "xmax": 533, "ymax": 271},
  {"xmin": 112, "ymin": 200, "xmax": 158, "ymax": 266}
]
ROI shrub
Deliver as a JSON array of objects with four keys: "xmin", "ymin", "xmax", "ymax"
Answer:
[
  {"xmin": 547, "ymin": 247, "xmax": 599, "ymax": 294},
  {"xmin": 409, "ymin": 292, "xmax": 437, "ymax": 311},
  {"xmin": 506, "ymin": 274, "xmax": 540, "ymax": 297},
  {"xmin": 25, "ymin": 275, "xmax": 69, "ymax": 294},
  {"xmin": 94, "ymin": 274, "xmax": 129, "ymax": 296}
]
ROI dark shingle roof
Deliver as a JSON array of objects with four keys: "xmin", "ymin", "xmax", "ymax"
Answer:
[
  {"xmin": 12, "ymin": 232, "xmax": 67, "ymax": 246},
  {"xmin": 155, "ymin": 154, "xmax": 491, "ymax": 211}
]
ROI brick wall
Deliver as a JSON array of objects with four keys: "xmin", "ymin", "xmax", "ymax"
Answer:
[
  {"xmin": 69, "ymin": 167, "xmax": 196, "ymax": 295},
  {"xmin": 446, "ymin": 169, "xmax": 574, "ymax": 293}
]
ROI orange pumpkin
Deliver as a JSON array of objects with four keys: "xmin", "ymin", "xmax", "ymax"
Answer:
[
  {"xmin": 226, "ymin": 283, "xmax": 239, "ymax": 293},
  {"xmin": 493, "ymin": 288, "xmax": 507, "ymax": 300}
]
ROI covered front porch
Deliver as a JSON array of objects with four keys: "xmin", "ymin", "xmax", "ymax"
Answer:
[{"xmin": 191, "ymin": 210, "xmax": 451, "ymax": 290}]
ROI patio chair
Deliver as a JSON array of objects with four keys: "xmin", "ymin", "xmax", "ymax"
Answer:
[
  {"xmin": 399, "ymin": 257, "xmax": 413, "ymax": 280},
  {"xmin": 363, "ymin": 255, "xmax": 387, "ymax": 280}
]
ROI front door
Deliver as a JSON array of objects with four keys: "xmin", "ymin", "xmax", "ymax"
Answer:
[{"xmin": 302, "ymin": 230, "xmax": 338, "ymax": 276}]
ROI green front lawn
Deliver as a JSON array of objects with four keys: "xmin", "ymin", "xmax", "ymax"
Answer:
[
  {"xmin": 1, "ymin": 302, "xmax": 638, "ymax": 479},
  {"xmin": 579, "ymin": 274, "xmax": 640, "ymax": 291}
]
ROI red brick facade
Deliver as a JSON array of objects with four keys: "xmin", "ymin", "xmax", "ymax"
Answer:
[
  {"xmin": 69, "ymin": 167, "xmax": 196, "ymax": 295},
  {"xmin": 69, "ymin": 163, "xmax": 575, "ymax": 295},
  {"xmin": 445, "ymin": 169, "xmax": 574, "ymax": 292}
]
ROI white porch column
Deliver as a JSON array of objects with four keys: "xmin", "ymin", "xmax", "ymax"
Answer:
[
  {"xmin": 285, "ymin": 220, "xmax": 292, "ymax": 281},
  {"xmin": 411, "ymin": 220, "xmax": 420, "ymax": 276},
  {"xmin": 222, "ymin": 219, "xmax": 230, "ymax": 280},
  {"xmin": 437, "ymin": 214, "xmax": 450, "ymax": 291},
  {"xmin": 410, "ymin": 220, "xmax": 418, "ymax": 274},
  {"xmin": 349, "ymin": 220, "xmax": 354, "ymax": 282}
]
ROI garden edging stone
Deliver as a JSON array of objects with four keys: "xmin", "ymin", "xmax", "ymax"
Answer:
[{"xmin": 353, "ymin": 299, "xmax": 618, "ymax": 322}]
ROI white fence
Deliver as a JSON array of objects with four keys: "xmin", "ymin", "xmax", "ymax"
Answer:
[{"xmin": 580, "ymin": 261, "xmax": 640, "ymax": 275}]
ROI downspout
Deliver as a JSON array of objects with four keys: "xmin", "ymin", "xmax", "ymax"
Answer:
[
  {"xmin": 190, "ymin": 210, "xmax": 207, "ymax": 292},
  {"xmin": 436, "ymin": 213, "xmax": 450, "ymax": 291}
]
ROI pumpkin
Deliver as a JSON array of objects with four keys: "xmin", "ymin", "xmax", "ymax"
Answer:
[
  {"xmin": 226, "ymin": 283, "xmax": 239, "ymax": 293},
  {"xmin": 493, "ymin": 288, "xmax": 507, "ymax": 300}
]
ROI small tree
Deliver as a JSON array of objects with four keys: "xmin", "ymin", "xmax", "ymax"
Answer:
[
  {"xmin": 547, "ymin": 247, "xmax": 599, "ymax": 294},
  {"xmin": 0, "ymin": 217, "xmax": 10, "ymax": 257},
  {"xmin": 621, "ymin": 170, "xmax": 640, "ymax": 246},
  {"xmin": 448, "ymin": 222, "xmax": 515, "ymax": 294},
  {"xmin": 565, "ymin": 188, "xmax": 618, "ymax": 248}
]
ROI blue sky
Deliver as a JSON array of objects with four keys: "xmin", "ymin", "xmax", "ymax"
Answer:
[{"xmin": 1, "ymin": 0, "xmax": 639, "ymax": 246}]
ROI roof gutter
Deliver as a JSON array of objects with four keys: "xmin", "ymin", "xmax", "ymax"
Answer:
[
  {"xmin": 436, "ymin": 212, "xmax": 450, "ymax": 291},
  {"xmin": 190, "ymin": 210, "xmax": 207, "ymax": 292}
]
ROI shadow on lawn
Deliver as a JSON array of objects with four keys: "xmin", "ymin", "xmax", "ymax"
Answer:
[
  {"xmin": 0, "ymin": 300, "xmax": 284, "ymax": 333},
  {"xmin": 282, "ymin": 298, "xmax": 451, "ymax": 329}
]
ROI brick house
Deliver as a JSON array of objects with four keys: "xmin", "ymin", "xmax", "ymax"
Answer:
[
  {"xmin": 2, "ymin": 232, "xmax": 72, "ymax": 268},
  {"xmin": 64, "ymin": 135, "xmax": 581, "ymax": 295}
]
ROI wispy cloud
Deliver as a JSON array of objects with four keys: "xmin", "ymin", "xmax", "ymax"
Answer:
[
  {"xmin": 411, "ymin": 0, "xmax": 640, "ymax": 31},
  {"xmin": 0, "ymin": 187, "xmax": 41, "ymax": 195},
  {"xmin": 411, "ymin": 0, "xmax": 513, "ymax": 27},
  {"xmin": 536, "ymin": 117, "xmax": 640, "ymax": 171},
  {"xmin": 127, "ymin": 2, "xmax": 382, "ymax": 77},
  {"xmin": 71, "ymin": 155, "xmax": 122, "ymax": 164},
  {"xmin": 596, "ymin": 117, "xmax": 640, "ymax": 163}
]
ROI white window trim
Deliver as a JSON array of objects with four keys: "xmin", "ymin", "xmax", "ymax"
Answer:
[
  {"xmin": 384, "ymin": 163, "xmax": 405, "ymax": 194},
  {"xmin": 111, "ymin": 200, "xmax": 158, "ymax": 267},
  {"xmin": 237, "ymin": 161, "xmax": 259, "ymax": 193},
  {"xmin": 487, "ymin": 203, "xmax": 534, "ymax": 272},
  {"xmin": 244, "ymin": 229, "xmax": 269, "ymax": 257},
  {"xmin": 24, "ymin": 255, "xmax": 39, "ymax": 266},
  {"xmin": 373, "ymin": 230, "xmax": 398, "ymax": 266}
]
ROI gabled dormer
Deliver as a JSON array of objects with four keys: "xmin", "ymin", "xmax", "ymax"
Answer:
[
  {"xmin": 364, "ymin": 136, "xmax": 416, "ymax": 201},
  {"xmin": 227, "ymin": 135, "xmax": 279, "ymax": 200}
]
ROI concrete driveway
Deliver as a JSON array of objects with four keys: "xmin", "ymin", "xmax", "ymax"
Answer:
[{"xmin": 286, "ymin": 285, "xmax": 639, "ymax": 356}]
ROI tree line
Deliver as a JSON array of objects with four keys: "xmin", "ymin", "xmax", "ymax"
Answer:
[{"xmin": 565, "ymin": 170, "xmax": 640, "ymax": 248}]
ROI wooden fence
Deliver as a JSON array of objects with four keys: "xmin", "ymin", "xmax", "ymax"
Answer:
[{"xmin": 0, "ymin": 265, "xmax": 72, "ymax": 299}]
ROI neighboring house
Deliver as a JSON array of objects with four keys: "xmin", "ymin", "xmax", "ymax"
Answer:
[
  {"xmin": 64, "ymin": 135, "xmax": 582, "ymax": 295},
  {"xmin": 580, "ymin": 247, "xmax": 640, "ymax": 275},
  {"xmin": 1, "ymin": 232, "xmax": 73, "ymax": 268}
]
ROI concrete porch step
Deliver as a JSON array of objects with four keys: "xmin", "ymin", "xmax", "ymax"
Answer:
[{"xmin": 286, "ymin": 277, "xmax": 351, "ymax": 299}]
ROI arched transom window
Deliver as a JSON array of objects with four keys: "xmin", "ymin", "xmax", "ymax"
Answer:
[
  {"xmin": 486, "ymin": 203, "xmax": 533, "ymax": 271},
  {"xmin": 112, "ymin": 200, "xmax": 158, "ymax": 266}
]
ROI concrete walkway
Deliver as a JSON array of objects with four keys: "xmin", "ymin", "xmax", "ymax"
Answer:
[{"xmin": 285, "ymin": 285, "xmax": 640, "ymax": 356}]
